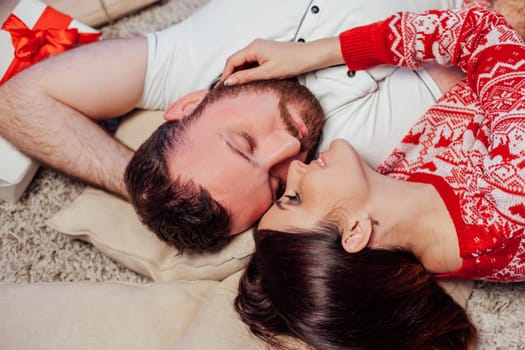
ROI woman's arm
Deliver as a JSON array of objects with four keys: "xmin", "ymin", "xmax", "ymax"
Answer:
[
  {"xmin": 339, "ymin": 8, "xmax": 524, "ymax": 98},
  {"xmin": 365, "ymin": 8, "xmax": 525, "ymax": 281},
  {"xmin": 221, "ymin": 5, "xmax": 525, "ymax": 90},
  {"xmin": 221, "ymin": 37, "xmax": 342, "ymax": 86}
]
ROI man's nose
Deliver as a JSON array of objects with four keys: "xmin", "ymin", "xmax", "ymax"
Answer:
[{"xmin": 258, "ymin": 131, "xmax": 301, "ymax": 170}]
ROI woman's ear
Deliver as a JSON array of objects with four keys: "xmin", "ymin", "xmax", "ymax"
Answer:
[
  {"xmin": 340, "ymin": 217, "xmax": 373, "ymax": 253},
  {"xmin": 163, "ymin": 89, "xmax": 209, "ymax": 121}
]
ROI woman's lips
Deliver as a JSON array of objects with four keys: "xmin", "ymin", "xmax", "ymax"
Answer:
[{"xmin": 316, "ymin": 152, "xmax": 327, "ymax": 168}]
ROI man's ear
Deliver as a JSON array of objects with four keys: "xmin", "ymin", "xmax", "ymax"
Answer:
[
  {"xmin": 341, "ymin": 217, "xmax": 373, "ymax": 253},
  {"xmin": 163, "ymin": 89, "xmax": 209, "ymax": 121}
]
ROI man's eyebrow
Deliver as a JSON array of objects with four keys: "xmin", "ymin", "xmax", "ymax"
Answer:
[{"xmin": 238, "ymin": 131, "xmax": 256, "ymax": 153}]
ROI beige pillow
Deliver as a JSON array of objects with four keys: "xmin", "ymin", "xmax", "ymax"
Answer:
[
  {"xmin": 0, "ymin": 275, "xmax": 474, "ymax": 350},
  {"xmin": 0, "ymin": 279, "xmax": 218, "ymax": 350},
  {"xmin": 177, "ymin": 271, "xmax": 314, "ymax": 350},
  {"xmin": 176, "ymin": 271, "xmax": 267, "ymax": 350},
  {"xmin": 48, "ymin": 109, "xmax": 255, "ymax": 281},
  {"xmin": 176, "ymin": 272, "xmax": 474, "ymax": 350}
]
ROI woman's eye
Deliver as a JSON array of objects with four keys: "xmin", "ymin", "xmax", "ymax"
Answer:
[
  {"xmin": 275, "ymin": 190, "xmax": 301, "ymax": 210},
  {"xmin": 284, "ymin": 191, "xmax": 301, "ymax": 204}
]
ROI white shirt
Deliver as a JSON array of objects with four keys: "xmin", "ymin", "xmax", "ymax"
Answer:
[{"xmin": 139, "ymin": 0, "xmax": 462, "ymax": 166}]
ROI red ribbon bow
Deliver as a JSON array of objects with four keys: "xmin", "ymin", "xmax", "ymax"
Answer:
[{"xmin": 1, "ymin": 6, "xmax": 101, "ymax": 84}]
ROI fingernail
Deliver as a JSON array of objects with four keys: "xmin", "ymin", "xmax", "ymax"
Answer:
[{"xmin": 224, "ymin": 77, "xmax": 236, "ymax": 86}]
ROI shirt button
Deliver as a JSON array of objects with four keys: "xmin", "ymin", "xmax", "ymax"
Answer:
[
  {"xmin": 311, "ymin": 5, "xmax": 320, "ymax": 14},
  {"xmin": 347, "ymin": 70, "xmax": 356, "ymax": 78},
  {"xmin": 297, "ymin": 38, "xmax": 305, "ymax": 42}
]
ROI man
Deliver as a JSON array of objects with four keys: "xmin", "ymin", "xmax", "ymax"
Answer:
[
  {"xmin": 125, "ymin": 79, "xmax": 325, "ymax": 251},
  {"xmin": 0, "ymin": 0, "xmax": 463, "ymax": 251}
]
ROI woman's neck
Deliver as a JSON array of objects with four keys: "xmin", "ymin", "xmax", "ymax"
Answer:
[{"xmin": 367, "ymin": 175, "xmax": 462, "ymax": 274}]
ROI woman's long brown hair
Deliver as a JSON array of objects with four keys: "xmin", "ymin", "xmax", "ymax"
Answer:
[{"xmin": 235, "ymin": 223, "xmax": 476, "ymax": 350}]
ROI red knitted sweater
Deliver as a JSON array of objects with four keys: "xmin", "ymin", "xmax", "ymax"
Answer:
[{"xmin": 339, "ymin": 8, "xmax": 525, "ymax": 281}]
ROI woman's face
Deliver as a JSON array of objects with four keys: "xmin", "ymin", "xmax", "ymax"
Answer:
[{"xmin": 258, "ymin": 139, "xmax": 373, "ymax": 231}]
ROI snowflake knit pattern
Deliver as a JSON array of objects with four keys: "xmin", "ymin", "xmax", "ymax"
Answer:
[{"xmin": 340, "ymin": 8, "xmax": 525, "ymax": 281}]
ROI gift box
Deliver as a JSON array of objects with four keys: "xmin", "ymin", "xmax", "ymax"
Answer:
[
  {"xmin": 44, "ymin": 0, "xmax": 161, "ymax": 27},
  {"xmin": 0, "ymin": 138, "xmax": 39, "ymax": 202},
  {"xmin": 0, "ymin": 0, "xmax": 100, "ymax": 202}
]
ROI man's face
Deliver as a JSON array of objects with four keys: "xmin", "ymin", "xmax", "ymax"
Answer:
[{"xmin": 168, "ymin": 91, "xmax": 323, "ymax": 234}]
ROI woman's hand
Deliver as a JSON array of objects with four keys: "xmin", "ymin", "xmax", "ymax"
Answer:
[
  {"xmin": 221, "ymin": 37, "xmax": 342, "ymax": 86},
  {"xmin": 492, "ymin": 0, "xmax": 525, "ymax": 40}
]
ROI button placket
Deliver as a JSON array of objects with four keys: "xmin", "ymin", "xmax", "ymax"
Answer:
[{"xmin": 294, "ymin": 1, "xmax": 323, "ymax": 44}]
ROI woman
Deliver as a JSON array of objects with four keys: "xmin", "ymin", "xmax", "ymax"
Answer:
[{"xmin": 224, "ymin": 6, "xmax": 525, "ymax": 350}]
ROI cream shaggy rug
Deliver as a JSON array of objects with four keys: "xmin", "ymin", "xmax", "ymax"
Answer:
[{"xmin": 0, "ymin": 1, "xmax": 523, "ymax": 349}]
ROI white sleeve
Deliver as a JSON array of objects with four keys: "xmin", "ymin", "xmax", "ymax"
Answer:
[
  {"xmin": 138, "ymin": 0, "xmax": 463, "ymax": 110},
  {"xmin": 137, "ymin": 0, "xmax": 308, "ymax": 110}
]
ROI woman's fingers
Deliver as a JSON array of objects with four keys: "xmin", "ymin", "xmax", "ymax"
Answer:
[
  {"xmin": 221, "ymin": 40, "xmax": 266, "ymax": 83},
  {"xmin": 220, "ymin": 39, "xmax": 331, "ymax": 85},
  {"xmin": 221, "ymin": 47, "xmax": 257, "ymax": 82},
  {"xmin": 221, "ymin": 39, "xmax": 297, "ymax": 85},
  {"xmin": 224, "ymin": 65, "xmax": 276, "ymax": 86}
]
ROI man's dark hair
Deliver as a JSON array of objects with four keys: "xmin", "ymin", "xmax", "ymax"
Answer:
[
  {"xmin": 125, "ymin": 79, "xmax": 325, "ymax": 253},
  {"xmin": 124, "ymin": 115, "xmax": 232, "ymax": 253}
]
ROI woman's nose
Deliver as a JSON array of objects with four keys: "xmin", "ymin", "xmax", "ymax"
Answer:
[{"xmin": 282, "ymin": 159, "xmax": 308, "ymax": 191}]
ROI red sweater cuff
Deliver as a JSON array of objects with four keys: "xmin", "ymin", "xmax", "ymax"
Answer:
[{"xmin": 339, "ymin": 20, "xmax": 390, "ymax": 71}]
